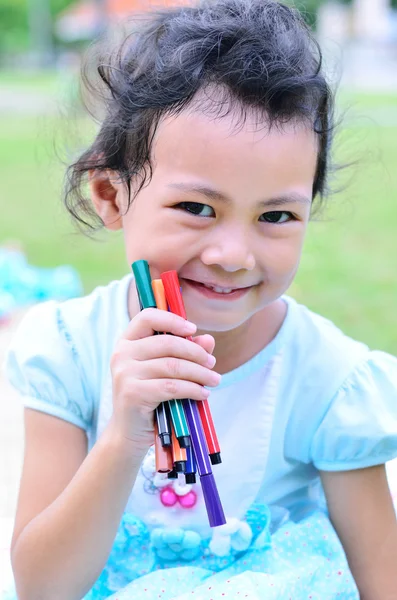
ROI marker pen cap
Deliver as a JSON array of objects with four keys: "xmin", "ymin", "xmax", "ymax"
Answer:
[
  {"xmin": 161, "ymin": 271, "xmax": 187, "ymax": 319},
  {"xmin": 174, "ymin": 460, "xmax": 187, "ymax": 473},
  {"xmin": 210, "ymin": 452, "xmax": 222, "ymax": 465},
  {"xmin": 152, "ymin": 279, "xmax": 168, "ymax": 311},
  {"xmin": 132, "ymin": 260, "xmax": 156, "ymax": 308},
  {"xmin": 178, "ymin": 436, "xmax": 191, "ymax": 449}
]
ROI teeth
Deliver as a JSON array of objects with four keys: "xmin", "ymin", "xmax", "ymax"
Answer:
[{"xmin": 203, "ymin": 284, "xmax": 235, "ymax": 294}]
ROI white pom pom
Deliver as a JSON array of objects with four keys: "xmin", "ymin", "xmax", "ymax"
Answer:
[
  {"xmin": 153, "ymin": 473, "xmax": 170, "ymax": 488},
  {"xmin": 217, "ymin": 517, "xmax": 240, "ymax": 536},
  {"xmin": 173, "ymin": 479, "xmax": 193, "ymax": 496},
  {"xmin": 209, "ymin": 534, "xmax": 231, "ymax": 557},
  {"xmin": 230, "ymin": 522, "xmax": 253, "ymax": 551}
]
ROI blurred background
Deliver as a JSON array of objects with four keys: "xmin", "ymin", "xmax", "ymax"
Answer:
[
  {"xmin": 0, "ymin": 0, "xmax": 397, "ymax": 573},
  {"xmin": 0, "ymin": 0, "xmax": 396, "ymax": 350}
]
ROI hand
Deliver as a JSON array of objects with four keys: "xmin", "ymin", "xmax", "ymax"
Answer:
[{"xmin": 107, "ymin": 308, "xmax": 220, "ymax": 453}]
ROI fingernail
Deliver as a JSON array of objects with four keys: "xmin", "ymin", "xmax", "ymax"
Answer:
[
  {"xmin": 202, "ymin": 387, "xmax": 210, "ymax": 398},
  {"xmin": 210, "ymin": 372, "xmax": 221, "ymax": 385},
  {"xmin": 206, "ymin": 354, "xmax": 216, "ymax": 368},
  {"xmin": 184, "ymin": 320, "xmax": 197, "ymax": 332}
]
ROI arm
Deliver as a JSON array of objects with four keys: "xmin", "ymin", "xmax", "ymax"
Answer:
[
  {"xmin": 11, "ymin": 410, "xmax": 148, "ymax": 600},
  {"xmin": 11, "ymin": 306, "xmax": 217, "ymax": 600},
  {"xmin": 321, "ymin": 465, "xmax": 397, "ymax": 600}
]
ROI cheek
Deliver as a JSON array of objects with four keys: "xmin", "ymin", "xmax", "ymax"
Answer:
[
  {"xmin": 122, "ymin": 205, "xmax": 160, "ymax": 257},
  {"xmin": 262, "ymin": 235, "xmax": 305, "ymax": 279},
  {"xmin": 123, "ymin": 205, "xmax": 199, "ymax": 272},
  {"xmin": 123, "ymin": 225, "xmax": 188, "ymax": 278}
]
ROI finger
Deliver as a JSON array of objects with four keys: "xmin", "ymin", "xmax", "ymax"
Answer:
[
  {"xmin": 121, "ymin": 308, "xmax": 197, "ymax": 341},
  {"xmin": 133, "ymin": 357, "xmax": 221, "ymax": 388},
  {"xmin": 115, "ymin": 335, "xmax": 215, "ymax": 368},
  {"xmin": 132, "ymin": 378, "xmax": 212, "ymax": 405},
  {"xmin": 192, "ymin": 334, "xmax": 216, "ymax": 356}
]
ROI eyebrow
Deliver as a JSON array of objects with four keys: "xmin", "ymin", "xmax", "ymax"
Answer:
[{"xmin": 166, "ymin": 182, "xmax": 311, "ymax": 207}]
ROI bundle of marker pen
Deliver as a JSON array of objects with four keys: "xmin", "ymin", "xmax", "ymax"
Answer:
[{"xmin": 132, "ymin": 260, "xmax": 226, "ymax": 527}]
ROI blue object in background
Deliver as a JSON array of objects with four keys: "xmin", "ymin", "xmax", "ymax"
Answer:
[{"xmin": 0, "ymin": 248, "xmax": 83, "ymax": 320}]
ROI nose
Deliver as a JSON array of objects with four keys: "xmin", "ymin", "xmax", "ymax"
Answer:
[{"xmin": 200, "ymin": 226, "xmax": 256, "ymax": 272}]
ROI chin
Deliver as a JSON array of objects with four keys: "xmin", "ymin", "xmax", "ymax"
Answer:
[{"xmin": 186, "ymin": 309, "xmax": 255, "ymax": 334}]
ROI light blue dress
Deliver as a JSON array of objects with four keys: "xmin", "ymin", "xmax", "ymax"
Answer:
[{"xmin": 3, "ymin": 274, "xmax": 397, "ymax": 599}]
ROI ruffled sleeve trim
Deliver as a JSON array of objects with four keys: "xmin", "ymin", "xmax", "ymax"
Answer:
[
  {"xmin": 310, "ymin": 350, "xmax": 397, "ymax": 471},
  {"xmin": 18, "ymin": 397, "xmax": 89, "ymax": 431},
  {"xmin": 2, "ymin": 301, "xmax": 93, "ymax": 431}
]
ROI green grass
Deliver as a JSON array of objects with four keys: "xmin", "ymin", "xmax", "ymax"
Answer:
[
  {"xmin": 339, "ymin": 90, "xmax": 397, "ymax": 110},
  {"xmin": 291, "ymin": 143, "xmax": 397, "ymax": 352},
  {"xmin": 290, "ymin": 116, "xmax": 397, "ymax": 354},
  {"xmin": 0, "ymin": 69, "xmax": 60, "ymax": 93},
  {"xmin": 0, "ymin": 112, "xmax": 125, "ymax": 292},
  {"xmin": 0, "ymin": 85, "xmax": 396, "ymax": 354}
]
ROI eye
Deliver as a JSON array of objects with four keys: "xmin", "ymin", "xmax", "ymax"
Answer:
[
  {"xmin": 176, "ymin": 202, "xmax": 215, "ymax": 217},
  {"xmin": 259, "ymin": 211, "xmax": 294, "ymax": 224}
]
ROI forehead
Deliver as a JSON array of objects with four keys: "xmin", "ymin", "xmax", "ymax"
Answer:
[{"xmin": 150, "ymin": 105, "xmax": 318, "ymax": 195}]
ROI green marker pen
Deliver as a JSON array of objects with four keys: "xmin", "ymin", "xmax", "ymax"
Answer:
[{"xmin": 131, "ymin": 260, "xmax": 190, "ymax": 448}]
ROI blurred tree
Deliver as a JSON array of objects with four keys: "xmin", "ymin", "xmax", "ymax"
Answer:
[
  {"xmin": 27, "ymin": 0, "xmax": 54, "ymax": 65},
  {"xmin": 52, "ymin": 0, "xmax": 74, "ymax": 12},
  {"xmin": 286, "ymin": 0, "xmax": 322, "ymax": 27},
  {"xmin": 0, "ymin": 0, "xmax": 395, "ymax": 57},
  {"xmin": 0, "ymin": 0, "xmax": 29, "ymax": 52},
  {"xmin": 0, "ymin": 0, "xmax": 73, "ymax": 55},
  {"xmin": 337, "ymin": 0, "xmax": 396, "ymax": 4}
]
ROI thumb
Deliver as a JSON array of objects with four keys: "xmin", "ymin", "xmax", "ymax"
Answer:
[{"xmin": 192, "ymin": 334, "xmax": 215, "ymax": 355}]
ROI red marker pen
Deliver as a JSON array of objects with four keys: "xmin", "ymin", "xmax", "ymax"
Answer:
[{"xmin": 161, "ymin": 270, "xmax": 222, "ymax": 465}]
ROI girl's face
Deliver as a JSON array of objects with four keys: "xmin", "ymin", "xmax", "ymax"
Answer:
[{"xmin": 92, "ymin": 106, "xmax": 318, "ymax": 333}]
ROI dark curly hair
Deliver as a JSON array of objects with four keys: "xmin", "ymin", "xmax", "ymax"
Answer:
[{"xmin": 64, "ymin": 0, "xmax": 335, "ymax": 231}]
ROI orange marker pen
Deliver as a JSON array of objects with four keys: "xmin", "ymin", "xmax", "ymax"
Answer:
[
  {"xmin": 152, "ymin": 279, "xmax": 191, "ymax": 448},
  {"xmin": 154, "ymin": 419, "xmax": 173, "ymax": 473}
]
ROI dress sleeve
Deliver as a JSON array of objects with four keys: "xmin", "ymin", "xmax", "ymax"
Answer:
[
  {"xmin": 310, "ymin": 351, "xmax": 397, "ymax": 471},
  {"xmin": 2, "ymin": 301, "xmax": 94, "ymax": 431}
]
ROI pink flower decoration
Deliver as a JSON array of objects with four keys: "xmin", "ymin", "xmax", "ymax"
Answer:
[
  {"xmin": 160, "ymin": 487, "xmax": 178, "ymax": 507},
  {"xmin": 179, "ymin": 490, "xmax": 197, "ymax": 509},
  {"xmin": 159, "ymin": 486, "xmax": 197, "ymax": 509}
]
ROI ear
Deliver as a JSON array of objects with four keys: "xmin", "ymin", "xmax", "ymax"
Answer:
[{"xmin": 89, "ymin": 169, "xmax": 125, "ymax": 231}]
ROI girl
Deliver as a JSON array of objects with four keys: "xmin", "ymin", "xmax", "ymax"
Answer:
[{"xmin": 4, "ymin": 0, "xmax": 397, "ymax": 598}]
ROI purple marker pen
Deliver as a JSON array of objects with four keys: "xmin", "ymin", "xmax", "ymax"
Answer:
[
  {"xmin": 161, "ymin": 270, "xmax": 226, "ymax": 528},
  {"xmin": 183, "ymin": 399, "xmax": 226, "ymax": 527}
]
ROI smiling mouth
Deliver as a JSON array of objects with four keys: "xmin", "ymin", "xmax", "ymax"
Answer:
[{"xmin": 182, "ymin": 278, "xmax": 255, "ymax": 298}]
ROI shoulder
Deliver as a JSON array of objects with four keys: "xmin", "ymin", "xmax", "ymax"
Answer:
[
  {"xmin": 2, "ymin": 275, "xmax": 132, "ymax": 430},
  {"xmin": 281, "ymin": 297, "xmax": 383, "ymax": 457},
  {"xmin": 58, "ymin": 273, "xmax": 132, "ymax": 372},
  {"xmin": 58, "ymin": 273, "xmax": 132, "ymax": 338},
  {"xmin": 282, "ymin": 296, "xmax": 397, "ymax": 468},
  {"xmin": 281, "ymin": 296, "xmax": 369, "ymax": 403},
  {"xmin": 284, "ymin": 296, "xmax": 369, "ymax": 375},
  {"xmin": 8, "ymin": 273, "xmax": 131, "ymax": 361},
  {"xmin": 282, "ymin": 296, "xmax": 370, "ymax": 397}
]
